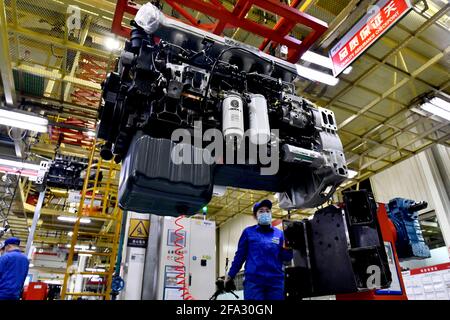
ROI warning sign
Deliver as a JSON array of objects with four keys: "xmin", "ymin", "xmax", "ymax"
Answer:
[{"xmin": 127, "ymin": 219, "xmax": 150, "ymax": 248}]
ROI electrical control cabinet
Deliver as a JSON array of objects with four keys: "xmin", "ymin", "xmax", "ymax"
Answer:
[{"xmin": 156, "ymin": 217, "xmax": 216, "ymax": 300}]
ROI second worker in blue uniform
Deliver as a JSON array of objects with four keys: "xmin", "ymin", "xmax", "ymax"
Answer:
[{"xmin": 225, "ymin": 199, "xmax": 293, "ymax": 300}]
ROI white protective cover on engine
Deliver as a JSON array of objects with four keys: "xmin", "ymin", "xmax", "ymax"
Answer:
[{"xmin": 135, "ymin": 3, "xmax": 165, "ymax": 34}]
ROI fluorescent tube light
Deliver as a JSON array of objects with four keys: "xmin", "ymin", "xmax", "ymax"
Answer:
[
  {"xmin": 85, "ymin": 268, "xmax": 106, "ymax": 272},
  {"xmin": 0, "ymin": 108, "xmax": 48, "ymax": 132},
  {"xmin": 57, "ymin": 216, "xmax": 76, "ymax": 223},
  {"xmin": 347, "ymin": 169, "xmax": 358, "ymax": 179},
  {"xmin": 343, "ymin": 66, "xmax": 353, "ymax": 74},
  {"xmin": 0, "ymin": 118, "xmax": 47, "ymax": 132},
  {"xmin": 300, "ymin": 51, "xmax": 353, "ymax": 76},
  {"xmin": 301, "ymin": 51, "xmax": 334, "ymax": 69},
  {"xmin": 421, "ymin": 102, "xmax": 450, "ymax": 121},
  {"xmin": 57, "ymin": 216, "xmax": 91, "ymax": 224},
  {"xmin": 295, "ymin": 64, "xmax": 339, "ymax": 86},
  {"xmin": 0, "ymin": 158, "xmax": 42, "ymax": 171},
  {"xmin": 105, "ymin": 37, "xmax": 120, "ymax": 51},
  {"xmin": 43, "ymin": 280, "xmax": 62, "ymax": 285},
  {"xmin": 429, "ymin": 97, "xmax": 450, "ymax": 111},
  {"xmin": 65, "ymin": 244, "xmax": 96, "ymax": 250},
  {"xmin": 0, "ymin": 108, "xmax": 48, "ymax": 125}
]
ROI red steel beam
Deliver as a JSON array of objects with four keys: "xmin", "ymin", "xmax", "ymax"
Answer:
[
  {"xmin": 212, "ymin": 0, "xmax": 251, "ymax": 34},
  {"xmin": 111, "ymin": 0, "xmax": 139, "ymax": 38},
  {"xmin": 111, "ymin": 0, "xmax": 328, "ymax": 62},
  {"xmin": 259, "ymin": 0, "xmax": 301, "ymax": 51},
  {"xmin": 168, "ymin": 0, "xmax": 302, "ymax": 48},
  {"xmin": 165, "ymin": 0, "xmax": 201, "ymax": 27},
  {"xmin": 252, "ymin": 0, "xmax": 327, "ymax": 60}
]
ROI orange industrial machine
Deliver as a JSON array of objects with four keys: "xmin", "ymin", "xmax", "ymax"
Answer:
[{"xmin": 22, "ymin": 282, "xmax": 48, "ymax": 300}]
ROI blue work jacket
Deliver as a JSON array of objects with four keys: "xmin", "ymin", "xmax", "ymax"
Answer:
[
  {"xmin": 0, "ymin": 249, "xmax": 30, "ymax": 300},
  {"xmin": 228, "ymin": 225, "xmax": 293, "ymax": 285}
]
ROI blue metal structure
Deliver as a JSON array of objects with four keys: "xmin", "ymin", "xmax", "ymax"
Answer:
[{"xmin": 387, "ymin": 198, "xmax": 431, "ymax": 261}]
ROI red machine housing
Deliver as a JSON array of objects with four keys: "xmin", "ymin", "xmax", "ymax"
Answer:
[
  {"xmin": 336, "ymin": 203, "xmax": 408, "ymax": 300},
  {"xmin": 22, "ymin": 282, "xmax": 49, "ymax": 300}
]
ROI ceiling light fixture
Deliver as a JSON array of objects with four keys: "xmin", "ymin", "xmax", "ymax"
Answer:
[
  {"xmin": 343, "ymin": 66, "xmax": 353, "ymax": 75},
  {"xmin": 300, "ymin": 51, "xmax": 333, "ymax": 69},
  {"xmin": 57, "ymin": 216, "xmax": 91, "ymax": 224},
  {"xmin": 85, "ymin": 268, "xmax": 106, "ymax": 272},
  {"xmin": 300, "ymin": 51, "xmax": 353, "ymax": 76},
  {"xmin": 420, "ymin": 96, "xmax": 450, "ymax": 121},
  {"xmin": 0, "ymin": 108, "xmax": 48, "ymax": 132},
  {"xmin": 65, "ymin": 244, "xmax": 96, "ymax": 250},
  {"xmin": 105, "ymin": 37, "xmax": 121, "ymax": 51},
  {"xmin": 43, "ymin": 280, "xmax": 62, "ymax": 285},
  {"xmin": 347, "ymin": 169, "xmax": 358, "ymax": 179},
  {"xmin": 295, "ymin": 64, "xmax": 339, "ymax": 86}
]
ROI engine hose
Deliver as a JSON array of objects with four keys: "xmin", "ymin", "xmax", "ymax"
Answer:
[{"xmin": 174, "ymin": 215, "xmax": 195, "ymax": 300}]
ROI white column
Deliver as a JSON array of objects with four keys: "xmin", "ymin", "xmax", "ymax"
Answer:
[
  {"xmin": 119, "ymin": 212, "xmax": 150, "ymax": 300},
  {"xmin": 417, "ymin": 149, "xmax": 450, "ymax": 255}
]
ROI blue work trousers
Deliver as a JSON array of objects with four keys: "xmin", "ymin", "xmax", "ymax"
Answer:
[{"xmin": 243, "ymin": 280, "xmax": 284, "ymax": 300}]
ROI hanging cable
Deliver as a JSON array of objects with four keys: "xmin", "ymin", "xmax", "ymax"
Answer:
[{"xmin": 7, "ymin": 127, "xmax": 27, "ymax": 142}]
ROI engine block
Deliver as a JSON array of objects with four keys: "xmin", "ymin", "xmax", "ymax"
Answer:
[{"xmin": 97, "ymin": 4, "xmax": 348, "ymax": 216}]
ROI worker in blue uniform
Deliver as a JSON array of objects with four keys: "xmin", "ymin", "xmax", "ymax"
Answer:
[
  {"xmin": 225, "ymin": 199, "xmax": 293, "ymax": 300},
  {"xmin": 0, "ymin": 237, "xmax": 30, "ymax": 300}
]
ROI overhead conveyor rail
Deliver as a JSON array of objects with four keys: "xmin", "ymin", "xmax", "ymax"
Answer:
[{"xmin": 111, "ymin": 0, "xmax": 328, "ymax": 63}]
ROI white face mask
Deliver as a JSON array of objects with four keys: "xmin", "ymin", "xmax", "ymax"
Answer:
[{"xmin": 257, "ymin": 210, "xmax": 272, "ymax": 225}]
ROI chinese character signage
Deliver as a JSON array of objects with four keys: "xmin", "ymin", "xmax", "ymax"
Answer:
[
  {"xmin": 329, "ymin": 0, "xmax": 412, "ymax": 76},
  {"xmin": 402, "ymin": 262, "xmax": 450, "ymax": 300},
  {"xmin": 127, "ymin": 218, "xmax": 150, "ymax": 248}
]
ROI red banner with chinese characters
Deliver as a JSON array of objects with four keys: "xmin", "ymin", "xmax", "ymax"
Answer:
[
  {"xmin": 409, "ymin": 262, "xmax": 450, "ymax": 275},
  {"xmin": 329, "ymin": 0, "xmax": 412, "ymax": 76}
]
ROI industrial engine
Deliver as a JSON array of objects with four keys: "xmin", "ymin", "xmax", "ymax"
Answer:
[
  {"xmin": 97, "ymin": 3, "xmax": 348, "ymax": 216},
  {"xmin": 46, "ymin": 154, "xmax": 89, "ymax": 190}
]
